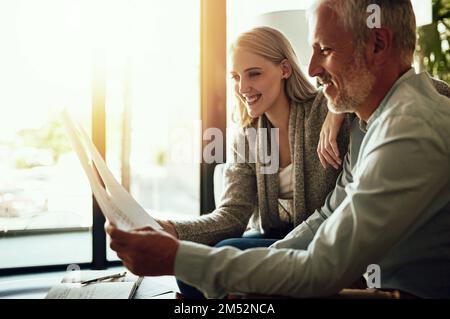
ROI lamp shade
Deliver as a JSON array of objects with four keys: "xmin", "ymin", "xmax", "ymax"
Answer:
[{"xmin": 253, "ymin": 10, "xmax": 311, "ymax": 67}]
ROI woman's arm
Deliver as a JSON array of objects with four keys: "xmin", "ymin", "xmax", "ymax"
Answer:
[
  {"xmin": 169, "ymin": 162, "xmax": 257, "ymax": 245},
  {"xmin": 160, "ymin": 129, "xmax": 258, "ymax": 245},
  {"xmin": 317, "ymin": 112, "xmax": 345, "ymax": 169}
]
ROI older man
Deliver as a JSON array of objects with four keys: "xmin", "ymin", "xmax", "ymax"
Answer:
[{"xmin": 107, "ymin": 0, "xmax": 450, "ymax": 298}]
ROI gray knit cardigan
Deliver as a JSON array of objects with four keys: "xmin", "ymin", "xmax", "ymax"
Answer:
[{"xmin": 172, "ymin": 90, "xmax": 352, "ymax": 245}]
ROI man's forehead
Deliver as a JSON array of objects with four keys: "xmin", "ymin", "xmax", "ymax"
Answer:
[{"xmin": 308, "ymin": 5, "xmax": 347, "ymax": 45}]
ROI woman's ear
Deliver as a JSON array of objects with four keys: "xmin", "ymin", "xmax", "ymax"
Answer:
[{"xmin": 280, "ymin": 59, "xmax": 293, "ymax": 79}]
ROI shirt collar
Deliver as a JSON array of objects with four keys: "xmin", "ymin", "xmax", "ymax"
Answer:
[
  {"xmin": 358, "ymin": 119, "xmax": 368, "ymax": 133},
  {"xmin": 366, "ymin": 68, "xmax": 416, "ymax": 130}
]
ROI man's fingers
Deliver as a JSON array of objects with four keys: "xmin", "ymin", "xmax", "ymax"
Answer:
[
  {"xmin": 117, "ymin": 252, "xmax": 132, "ymax": 264},
  {"xmin": 121, "ymin": 261, "xmax": 135, "ymax": 274},
  {"xmin": 110, "ymin": 240, "xmax": 128, "ymax": 252},
  {"xmin": 105, "ymin": 222, "xmax": 115, "ymax": 235},
  {"xmin": 106, "ymin": 225, "xmax": 139, "ymax": 244},
  {"xmin": 109, "ymin": 241, "xmax": 132, "ymax": 263},
  {"xmin": 104, "ymin": 221, "xmax": 115, "ymax": 233},
  {"xmin": 134, "ymin": 226, "xmax": 154, "ymax": 232}
]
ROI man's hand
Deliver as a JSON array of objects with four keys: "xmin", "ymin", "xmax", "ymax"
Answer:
[{"xmin": 105, "ymin": 223, "xmax": 179, "ymax": 277}]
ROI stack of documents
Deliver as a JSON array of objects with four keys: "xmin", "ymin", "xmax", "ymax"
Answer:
[
  {"xmin": 45, "ymin": 271, "xmax": 142, "ymax": 299},
  {"xmin": 45, "ymin": 271, "xmax": 175, "ymax": 299}
]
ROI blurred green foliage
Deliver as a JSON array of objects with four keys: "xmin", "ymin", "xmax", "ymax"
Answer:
[
  {"xmin": 17, "ymin": 118, "xmax": 71, "ymax": 166},
  {"xmin": 416, "ymin": 0, "xmax": 450, "ymax": 83}
]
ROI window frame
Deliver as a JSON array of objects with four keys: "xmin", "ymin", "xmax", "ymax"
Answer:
[{"xmin": 200, "ymin": 0, "xmax": 227, "ymax": 215}]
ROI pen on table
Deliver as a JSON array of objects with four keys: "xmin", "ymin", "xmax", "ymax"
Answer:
[{"xmin": 81, "ymin": 271, "xmax": 127, "ymax": 285}]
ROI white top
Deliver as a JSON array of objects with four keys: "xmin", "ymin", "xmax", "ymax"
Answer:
[
  {"xmin": 278, "ymin": 163, "xmax": 293, "ymax": 199},
  {"xmin": 278, "ymin": 164, "xmax": 294, "ymax": 224}
]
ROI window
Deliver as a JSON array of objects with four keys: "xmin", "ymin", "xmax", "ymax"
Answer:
[
  {"xmin": 104, "ymin": 0, "xmax": 201, "ymax": 260},
  {"xmin": 106, "ymin": 0, "xmax": 200, "ymax": 217},
  {"xmin": 0, "ymin": 0, "xmax": 94, "ymax": 269},
  {"xmin": 0, "ymin": 0, "xmax": 200, "ymax": 270}
]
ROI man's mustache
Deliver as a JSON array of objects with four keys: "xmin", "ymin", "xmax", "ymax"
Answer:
[{"xmin": 317, "ymin": 73, "xmax": 332, "ymax": 87}]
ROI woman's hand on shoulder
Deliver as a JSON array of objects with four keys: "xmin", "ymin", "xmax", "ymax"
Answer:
[{"xmin": 318, "ymin": 112, "xmax": 345, "ymax": 170}]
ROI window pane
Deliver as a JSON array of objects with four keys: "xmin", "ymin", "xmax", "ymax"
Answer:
[
  {"xmin": 105, "ymin": 0, "xmax": 200, "ymax": 261},
  {"xmin": 0, "ymin": 0, "xmax": 94, "ymax": 268}
]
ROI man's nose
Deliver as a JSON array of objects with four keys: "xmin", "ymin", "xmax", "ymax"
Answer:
[{"xmin": 308, "ymin": 53, "xmax": 323, "ymax": 78}]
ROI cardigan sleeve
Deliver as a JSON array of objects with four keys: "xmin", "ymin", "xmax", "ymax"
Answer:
[{"xmin": 171, "ymin": 128, "xmax": 258, "ymax": 245}]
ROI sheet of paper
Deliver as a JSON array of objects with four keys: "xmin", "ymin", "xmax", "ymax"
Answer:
[
  {"xmin": 133, "ymin": 277, "xmax": 174, "ymax": 299},
  {"xmin": 61, "ymin": 110, "xmax": 162, "ymax": 231},
  {"xmin": 45, "ymin": 282, "xmax": 136, "ymax": 299}
]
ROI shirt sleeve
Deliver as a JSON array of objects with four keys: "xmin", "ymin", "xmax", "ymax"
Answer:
[{"xmin": 174, "ymin": 115, "xmax": 448, "ymax": 298}]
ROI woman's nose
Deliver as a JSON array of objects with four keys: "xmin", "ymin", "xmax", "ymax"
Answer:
[{"xmin": 238, "ymin": 78, "xmax": 250, "ymax": 95}]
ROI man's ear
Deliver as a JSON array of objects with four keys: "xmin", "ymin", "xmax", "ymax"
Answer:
[
  {"xmin": 280, "ymin": 59, "xmax": 293, "ymax": 79},
  {"xmin": 370, "ymin": 27, "xmax": 394, "ymax": 64}
]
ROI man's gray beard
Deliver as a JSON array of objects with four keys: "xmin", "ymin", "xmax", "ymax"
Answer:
[{"xmin": 326, "ymin": 55, "xmax": 376, "ymax": 114}]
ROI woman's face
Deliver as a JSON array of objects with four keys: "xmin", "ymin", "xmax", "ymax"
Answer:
[{"xmin": 231, "ymin": 48, "xmax": 287, "ymax": 119}]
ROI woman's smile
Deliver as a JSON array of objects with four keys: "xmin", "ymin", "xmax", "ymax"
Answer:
[{"xmin": 244, "ymin": 94, "xmax": 262, "ymax": 106}]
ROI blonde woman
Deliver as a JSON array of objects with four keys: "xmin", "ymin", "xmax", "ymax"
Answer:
[
  {"xmin": 157, "ymin": 27, "xmax": 351, "ymax": 245},
  {"xmin": 157, "ymin": 27, "xmax": 352, "ymax": 297}
]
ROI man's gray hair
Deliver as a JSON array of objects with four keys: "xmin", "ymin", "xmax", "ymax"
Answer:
[{"xmin": 311, "ymin": 0, "xmax": 417, "ymax": 66}]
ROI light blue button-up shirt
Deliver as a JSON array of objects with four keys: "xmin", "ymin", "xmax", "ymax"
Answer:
[{"xmin": 174, "ymin": 70, "xmax": 450, "ymax": 298}]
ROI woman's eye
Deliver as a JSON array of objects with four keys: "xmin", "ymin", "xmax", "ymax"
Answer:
[
  {"xmin": 249, "ymin": 72, "xmax": 260, "ymax": 77},
  {"xmin": 231, "ymin": 74, "xmax": 239, "ymax": 81}
]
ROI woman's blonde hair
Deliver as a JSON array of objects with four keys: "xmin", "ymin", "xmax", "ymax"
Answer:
[{"xmin": 230, "ymin": 26, "xmax": 317, "ymax": 128}]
